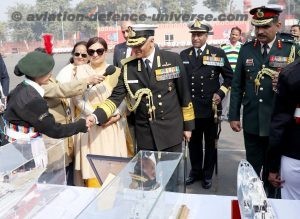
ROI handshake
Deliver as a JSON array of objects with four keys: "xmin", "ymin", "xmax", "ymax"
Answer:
[{"xmin": 84, "ymin": 113, "xmax": 122, "ymax": 131}]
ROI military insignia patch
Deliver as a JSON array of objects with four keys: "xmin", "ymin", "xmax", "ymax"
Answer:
[
  {"xmin": 128, "ymin": 26, "xmax": 136, "ymax": 38},
  {"xmin": 194, "ymin": 19, "xmax": 201, "ymax": 28},
  {"xmin": 138, "ymin": 60, "xmax": 141, "ymax": 71},
  {"xmin": 256, "ymin": 9, "xmax": 264, "ymax": 18},
  {"xmin": 161, "ymin": 62, "xmax": 171, "ymax": 67}
]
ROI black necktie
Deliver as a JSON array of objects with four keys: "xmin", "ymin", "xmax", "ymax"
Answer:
[
  {"xmin": 197, "ymin": 49, "xmax": 202, "ymax": 59},
  {"xmin": 262, "ymin": 44, "xmax": 269, "ymax": 60},
  {"xmin": 145, "ymin": 59, "xmax": 152, "ymax": 78}
]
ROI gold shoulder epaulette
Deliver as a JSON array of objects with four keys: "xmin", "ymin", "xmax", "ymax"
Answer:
[{"xmin": 120, "ymin": 56, "xmax": 137, "ymax": 66}]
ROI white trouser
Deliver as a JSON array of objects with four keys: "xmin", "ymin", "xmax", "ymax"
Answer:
[{"xmin": 281, "ymin": 156, "xmax": 300, "ymax": 200}]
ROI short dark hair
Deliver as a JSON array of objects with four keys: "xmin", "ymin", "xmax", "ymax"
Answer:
[
  {"xmin": 70, "ymin": 41, "xmax": 87, "ymax": 64},
  {"xmin": 291, "ymin": 24, "xmax": 300, "ymax": 30},
  {"xmin": 71, "ymin": 41, "xmax": 87, "ymax": 55},
  {"xmin": 86, "ymin": 37, "xmax": 108, "ymax": 51},
  {"xmin": 231, "ymin": 26, "xmax": 242, "ymax": 35}
]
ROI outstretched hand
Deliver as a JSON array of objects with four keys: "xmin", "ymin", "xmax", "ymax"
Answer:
[
  {"xmin": 87, "ymin": 74, "xmax": 105, "ymax": 86},
  {"xmin": 86, "ymin": 115, "xmax": 96, "ymax": 130},
  {"xmin": 102, "ymin": 114, "xmax": 121, "ymax": 128}
]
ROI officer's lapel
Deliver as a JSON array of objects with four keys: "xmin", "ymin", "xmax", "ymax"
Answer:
[
  {"xmin": 149, "ymin": 46, "xmax": 159, "ymax": 85},
  {"xmin": 253, "ymin": 43, "xmax": 265, "ymax": 65},
  {"xmin": 188, "ymin": 47, "xmax": 200, "ymax": 67},
  {"xmin": 138, "ymin": 59, "xmax": 150, "ymax": 87},
  {"xmin": 262, "ymin": 36, "xmax": 280, "ymax": 65},
  {"xmin": 120, "ymin": 43, "xmax": 127, "ymax": 59}
]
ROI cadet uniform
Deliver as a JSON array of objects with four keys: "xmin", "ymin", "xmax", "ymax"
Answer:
[
  {"xmin": 91, "ymin": 25, "xmax": 195, "ymax": 152},
  {"xmin": 268, "ymin": 58, "xmax": 300, "ymax": 199},
  {"xmin": 229, "ymin": 7, "xmax": 300, "ymax": 190},
  {"xmin": 4, "ymin": 52, "xmax": 87, "ymax": 143},
  {"xmin": 180, "ymin": 20, "xmax": 233, "ymax": 189}
]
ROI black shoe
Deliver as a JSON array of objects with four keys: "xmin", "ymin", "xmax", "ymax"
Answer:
[
  {"xmin": 185, "ymin": 176, "xmax": 200, "ymax": 185},
  {"xmin": 201, "ymin": 179, "xmax": 212, "ymax": 189}
]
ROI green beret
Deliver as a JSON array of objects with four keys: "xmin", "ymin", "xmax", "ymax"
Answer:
[{"xmin": 17, "ymin": 51, "xmax": 54, "ymax": 78}]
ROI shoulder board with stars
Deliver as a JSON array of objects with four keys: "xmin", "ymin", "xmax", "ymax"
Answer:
[{"xmin": 120, "ymin": 56, "xmax": 138, "ymax": 66}]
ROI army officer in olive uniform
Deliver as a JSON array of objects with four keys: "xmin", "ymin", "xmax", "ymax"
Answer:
[
  {"xmin": 87, "ymin": 24, "xmax": 195, "ymax": 152},
  {"xmin": 180, "ymin": 20, "xmax": 233, "ymax": 189},
  {"xmin": 229, "ymin": 6, "xmax": 299, "ymax": 196}
]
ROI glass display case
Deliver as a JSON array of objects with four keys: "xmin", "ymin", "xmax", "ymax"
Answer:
[
  {"xmin": 0, "ymin": 138, "xmax": 66, "ymax": 218},
  {"xmin": 77, "ymin": 150, "xmax": 183, "ymax": 219}
]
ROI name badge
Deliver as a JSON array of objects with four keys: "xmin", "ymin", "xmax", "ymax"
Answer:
[
  {"xmin": 183, "ymin": 61, "xmax": 189, "ymax": 64},
  {"xmin": 203, "ymin": 56, "xmax": 224, "ymax": 66},
  {"xmin": 155, "ymin": 66, "xmax": 180, "ymax": 81},
  {"xmin": 127, "ymin": 80, "xmax": 139, "ymax": 84},
  {"xmin": 269, "ymin": 56, "xmax": 288, "ymax": 68}
]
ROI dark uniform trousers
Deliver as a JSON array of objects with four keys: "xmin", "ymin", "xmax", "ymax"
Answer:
[
  {"xmin": 190, "ymin": 117, "xmax": 217, "ymax": 180},
  {"xmin": 180, "ymin": 45, "xmax": 233, "ymax": 181},
  {"xmin": 243, "ymin": 131, "xmax": 268, "ymax": 178}
]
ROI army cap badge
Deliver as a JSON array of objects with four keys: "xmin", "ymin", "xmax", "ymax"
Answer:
[
  {"xmin": 126, "ymin": 24, "xmax": 157, "ymax": 47},
  {"xmin": 250, "ymin": 6, "xmax": 282, "ymax": 26}
]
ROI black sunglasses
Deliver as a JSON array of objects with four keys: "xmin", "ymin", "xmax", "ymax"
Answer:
[
  {"xmin": 87, "ymin": 48, "xmax": 105, "ymax": 56},
  {"xmin": 74, "ymin": 52, "xmax": 88, "ymax": 58}
]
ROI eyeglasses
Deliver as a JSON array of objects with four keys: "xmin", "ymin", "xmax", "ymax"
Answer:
[
  {"xmin": 74, "ymin": 52, "xmax": 88, "ymax": 58},
  {"xmin": 87, "ymin": 48, "xmax": 105, "ymax": 56}
]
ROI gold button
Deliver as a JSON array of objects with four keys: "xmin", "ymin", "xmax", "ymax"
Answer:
[
  {"xmin": 158, "ymin": 94, "xmax": 162, "ymax": 98},
  {"xmin": 158, "ymin": 102, "xmax": 162, "ymax": 106}
]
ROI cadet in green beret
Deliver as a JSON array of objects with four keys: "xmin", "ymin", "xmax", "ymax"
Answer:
[
  {"xmin": 4, "ymin": 51, "xmax": 88, "ymax": 143},
  {"xmin": 229, "ymin": 6, "xmax": 300, "ymax": 197}
]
